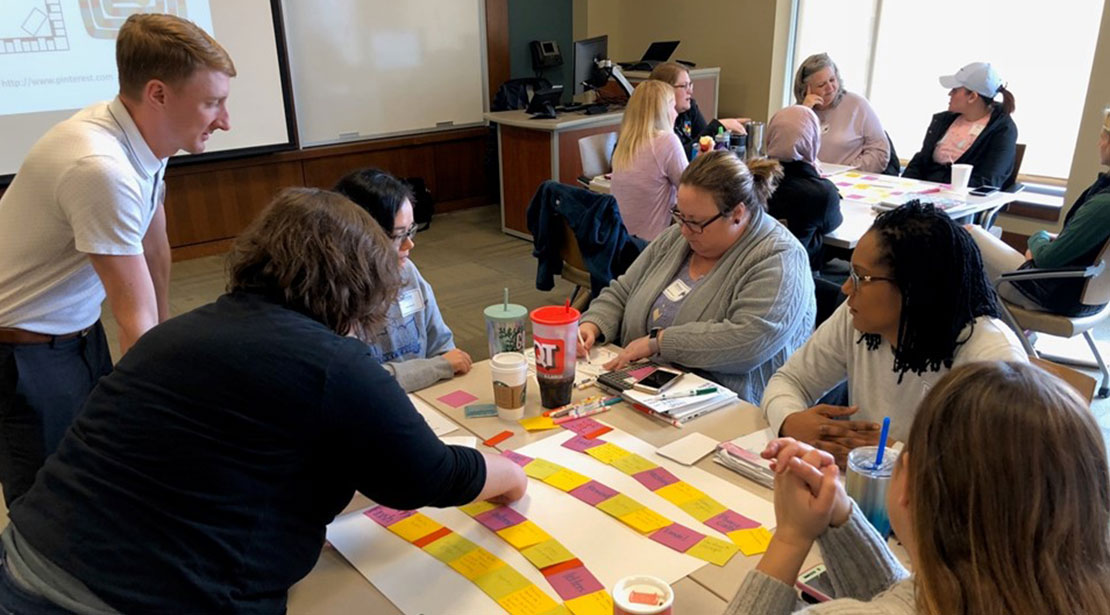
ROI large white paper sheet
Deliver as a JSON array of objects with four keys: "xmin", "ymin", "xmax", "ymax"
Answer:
[
  {"xmin": 408, "ymin": 393, "xmax": 459, "ymax": 436},
  {"xmin": 326, "ymin": 425, "xmax": 774, "ymax": 615}
]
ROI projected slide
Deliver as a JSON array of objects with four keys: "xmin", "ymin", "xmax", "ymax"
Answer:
[{"xmin": 0, "ymin": 1, "xmax": 212, "ymax": 115}]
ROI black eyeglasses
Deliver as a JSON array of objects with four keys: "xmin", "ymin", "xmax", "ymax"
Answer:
[
  {"xmin": 670, "ymin": 207, "xmax": 723, "ymax": 234},
  {"xmin": 390, "ymin": 223, "xmax": 419, "ymax": 243},
  {"xmin": 847, "ymin": 268, "xmax": 895, "ymax": 293}
]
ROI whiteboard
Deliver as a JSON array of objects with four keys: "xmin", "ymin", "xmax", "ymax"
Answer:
[{"xmin": 281, "ymin": 0, "xmax": 487, "ymax": 147}]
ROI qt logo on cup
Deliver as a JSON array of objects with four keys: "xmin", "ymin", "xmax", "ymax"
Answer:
[{"xmin": 534, "ymin": 338, "xmax": 565, "ymax": 373}]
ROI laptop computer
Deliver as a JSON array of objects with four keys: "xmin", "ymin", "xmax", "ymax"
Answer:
[{"xmin": 619, "ymin": 40, "xmax": 680, "ymax": 72}]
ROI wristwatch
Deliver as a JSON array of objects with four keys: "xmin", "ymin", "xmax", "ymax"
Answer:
[{"xmin": 648, "ymin": 327, "xmax": 662, "ymax": 356}]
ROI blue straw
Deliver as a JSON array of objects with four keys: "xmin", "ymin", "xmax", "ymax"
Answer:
[{"xmin": 873, "ymin": 417, "xmax": 891, "ymax": 469}]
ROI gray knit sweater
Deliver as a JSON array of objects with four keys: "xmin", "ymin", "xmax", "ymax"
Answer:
[
  {"xmin": 725, "ymin": 505, "xmax": 914, "ymax": 615},
  {"xmin": 581, "ymin": 211, "xmax": 815, "ymax": 403}
]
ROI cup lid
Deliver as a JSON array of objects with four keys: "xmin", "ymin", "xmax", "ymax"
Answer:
[
  {"xmin": 484, "ymin": 303, "xmax": 528, "ymax": 320},
  {"xmin": 490, "ymin": 352, "xmax": 528, "ymax": 369},
  {"xmin": 530, "ymin": 305, "xmax": 580, "ymax": 326}
]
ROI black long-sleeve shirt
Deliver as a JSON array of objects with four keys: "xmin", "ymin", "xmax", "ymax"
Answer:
[
  {"xmin": 767, "ymin": 160, "xmax": 843, "ymax": 271},
  {"xmin": 10, "ymin": 291, "xmax": 485, "ymax": 613}
]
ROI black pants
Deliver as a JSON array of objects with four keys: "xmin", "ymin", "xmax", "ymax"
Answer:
[{"xmin": 0, "ymin": 323, "xmax": 111, "ymax": 505}]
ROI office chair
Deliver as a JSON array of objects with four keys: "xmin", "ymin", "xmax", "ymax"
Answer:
[
  {"xmin": 557, "ymin": 217, "xmax": 593, "ymax": 312},
  {"xmin": 577, "ymin": 132, "xmax": 617, "ymax": 187},
  {"xmin": 979, "ymin": 143, "xmax": 1026, "ymax": 229},
  {"xmin": 994, "ymin": 235, "xmax": 1110, "ymax": 398}
]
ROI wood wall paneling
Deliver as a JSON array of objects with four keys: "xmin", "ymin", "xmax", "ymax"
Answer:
[
  {"xmin": 486, "ymin": 0, "xmax": 511, "ymax": 104},
  {"xmin": 499, "ymin": 125, "xmax": 552, "ymax": 234}
]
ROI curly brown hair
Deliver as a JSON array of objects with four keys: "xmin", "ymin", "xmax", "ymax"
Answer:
[{"xmin": 227, "ymin": 188, "xmax": 401, "ymax": 336}]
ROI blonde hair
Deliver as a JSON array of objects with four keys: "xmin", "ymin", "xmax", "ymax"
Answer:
[
  {"xmin": 679, "ymin": 150, "xmax": 782, "ymax": 214},
  {"xmin": 906, "ymin": 361, "xmax": 1110, "ymax": 615},
  {"xmin": 612, "ymin": 80, "xmax": 675, "ymax": 171},
  {"xmin": 117, "ymin": 13, "xmax": 236, "ymax": 100}
]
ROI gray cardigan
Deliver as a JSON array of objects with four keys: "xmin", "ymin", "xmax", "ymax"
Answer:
[{"xmin": 581, "ymin": 211, "xmax": 815, "ymax": 403}]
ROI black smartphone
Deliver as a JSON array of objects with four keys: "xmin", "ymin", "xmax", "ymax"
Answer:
[
  {"xmin": 796, "ymin": 564, "xmax": 834, "ymax": 603},
  {"xmin": 969, "ymin": 185, "xmax": 1000, "ymax": 197}
]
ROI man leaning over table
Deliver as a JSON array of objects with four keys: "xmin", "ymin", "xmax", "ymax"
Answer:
[{"xmin": 0, "ymin": 13, "xmax": 234, "ymax": 505}]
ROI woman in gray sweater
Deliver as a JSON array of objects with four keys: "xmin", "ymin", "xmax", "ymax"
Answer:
[
  {"xmin": 729, "ymin": 361, "xmax": 1110, "ymax": 615},
  {"xmin": 578, "ymin": 150, "xmax": 815, "ymax": 403}
]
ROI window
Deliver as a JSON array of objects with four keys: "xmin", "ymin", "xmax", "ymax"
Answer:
[{"xmin": 790, "ymin": 0, "xmax": 1104, "ymax": 180}]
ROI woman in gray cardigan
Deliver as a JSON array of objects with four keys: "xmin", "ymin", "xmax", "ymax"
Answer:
[{"xmin": 578, "ymin": 150, "xmax": 815, "ymax": 403}]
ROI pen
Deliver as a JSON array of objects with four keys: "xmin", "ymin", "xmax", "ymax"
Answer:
[
  {"xmin": 627, "ymin": 402, "xmax": 682, "ymax": 428},
  {"xmin": 652, "ymin": 386, "xmax": 718, "ymax": 400},
  {"xmin": 575, "ymin": 376, "xmax": 597, "ymax": 390},
  {"xmin": 578, "ymin": 329, "xmax": 591, "ymax": 364},
  {"xmin": 548, "ymin": 395, "xmax": 601, "ymax": 418},
  {"xmin": 553, "ymin": 402, "xmax": 616, "ymax": 424}
]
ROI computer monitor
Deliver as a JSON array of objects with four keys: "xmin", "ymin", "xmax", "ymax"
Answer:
[{"xmin": 573, "ymin": 35, "xmax": 609, "ymax": 96}]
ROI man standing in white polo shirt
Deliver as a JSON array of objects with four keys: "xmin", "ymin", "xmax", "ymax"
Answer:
[{"xmin": 0, "ymin": 13, "xmax": 235, "ymax": 504}]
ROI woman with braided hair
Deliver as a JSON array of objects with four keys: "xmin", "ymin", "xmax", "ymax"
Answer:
[{"xmin": 760, "ymin": 202, "xmax": 1026, "ymax": 464}]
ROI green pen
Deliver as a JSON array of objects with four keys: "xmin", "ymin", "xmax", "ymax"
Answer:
[{"xmin": 653, "ymin": 386, "xmax": 718, "ymax": 400}]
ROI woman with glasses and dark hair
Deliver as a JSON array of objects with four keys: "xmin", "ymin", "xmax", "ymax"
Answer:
[
  {"xmin": 761, "ymin": 202, "xmax": 1025, "ymax": 465},
  {"xmin": 578, "ymin": 150, "xmax": 815, "ymax": 403},
  {"xmin": 334, "ymin": 168, "xmax": 471, "ymax": 392}
]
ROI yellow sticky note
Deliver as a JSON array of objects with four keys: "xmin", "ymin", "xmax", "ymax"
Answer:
[
  {"xmin": 729, "ymin": 527, "xmax": 774, "ymax": 556},
  {"xmin": 448, "ymin": 547, "xmax": 505, "ymax": 580},
  {"xmin": 565, "ymin": 590, "xmax": 614, "ymax": 615},
  {"xmin": 520, "ymin": 538, "xmax": 576, "ymax": 569},
  {"xmin": 474, "ymin": 564, "xmax": 533, "ymax": 600},
  {"xmin": 594, "ymin": 493, "xmax": 645, "ymax": 518},
  {"xmin": 523, "ymin": 458, "xmax": 564, "ymax": 480},
  {"xmin": 686, "ymin": 535, "xmax": 740, "ymax": 566},
  {"xmin": 496, "ymin": 520, "xmax": 552, "ymax": 549},
  {"xmin": 677, "ymin": 496, "xmax": 728, "ymax": 522},
  {"xmin": 539, "ymin": 606, "xmax": 572, "ymax": 615},
  {"xmin": 421, "ymin": 531, "xmax": 478, "ymax": 563},
  {"xmin": 542, "ymin": 468, "xmax": 591, "ymax": 492},
  {"xmin": 520, "ymin": 416, "xmax": 558, "ymax": 431},
  {"xmin": 609, "ymin": 452, "xmax": 658, "ymax": 475},
  {"xmin": 618, "ymin": 507, "xmax": 672, "ymax": 534},
  {"xmin": 654, "ymin": 481, "xmax": 708, "ymax": 505},
  {"xmin": 458, "ymin": 500, "xmax": 498, "ymax": 517},
  {"xmin": 497, "ymin": 584, "xmax": 561, "ymax": 615},
  {"xmin": 386, "ymin": 513, "xmax": 443, "ymax": 543},
  {"xmin": 584, "ymin": 442, "xmax": 632, "ymax": 464}
]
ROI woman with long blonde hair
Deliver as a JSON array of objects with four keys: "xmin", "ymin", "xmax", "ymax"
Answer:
[
  {"xmin": 610, "ymin": 79, "xmax": 688, "ymax": 240},
  {"xmin": 731, "ymin": 360, "xmax": 1110, "ymax": 615}
]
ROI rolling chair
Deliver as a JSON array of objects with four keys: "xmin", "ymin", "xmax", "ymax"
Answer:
[
  {"xmin": 994, "ymin": 235, "xmax": 1110, "ymax": 398},
  {"xmin": 576, "ymin": 132, "xmax": 617, "ymax": 187}
]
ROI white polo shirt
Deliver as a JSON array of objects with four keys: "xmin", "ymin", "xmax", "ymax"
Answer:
[{"xmin": 0, "ymin": 97, "xmax": 166, "ymax": 334}]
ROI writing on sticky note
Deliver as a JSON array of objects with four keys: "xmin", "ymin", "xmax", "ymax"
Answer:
[
  {"xmin": 520, "ymin": 538, "xmax": 576, "ymax": 569},
  {"xmin": 564, "ymin": 590, "xmax": 613, "ymax": 615},
  {"xmin": 543, "ymin": 468, "xmax": 592, "ymax": 492},
  {"xmin": 473, "ymin": 564, "xmax": 533, "ymax": 600},
  {"xmin": 546, "ymin": 566, "xmax": 605, "ymax": 601},
  {"xmin": 520, "ymin": 415, "xmax": 558, "ymax": 431},
  {"xmin": 584, "ymin": 442, "xmax": 631, "ymax": 464},
  {"xmin": 632, "ymin": 467, "xmax": 680, "ymax": 491},
  {"xmin": 438, "ymin": 389, "xmax": 479, "ymax": 408},
  {"xmin": 497, "ymin": 584, "xmax": 561, "ymax": 615},
  {"xmin": 618, "ymin": 507, "xmax": 671, "ymax": 534},
  {"xmin": 609, "ymin": 452, "xmax": 658, "ymax": 475},
  {"xmin": 502, "ymin": 449, "xmax": 534, "ymax": 467},
  {"xmin": 560, "ymin": 417, "xmax": 605, "ymax": 435},
  {"xmin": 364, "ymin": 506, "xmax": 416, "ymax": 527},
  {"xmin": 448, "ymin": 547, "xmax": 505, "ymax": 580},
  {"xmin": 497, "ymin": 520, "xmax": 551, "ymax": 549},
  {"xmin": 474, "ymin": 506, "xmax": 527, "ymax": 531},
  {"xmin": 685, "ymin": 535, "xmax": 739, "ymax": 566},
  {"xmin": 677, "ymin": 496, "xmax": 728, "ymax": 522},
  {"xmin": 568, "ymin": 480, "xmax": 619, "ymax": 506},
  {"xmin": 422, "ymin": 531, "xmax": 479, "ymax": 563},
  {"xmin": 594, "ymin": 493, "xmax": 644, "ymax": 518},
  {"xmin": 458, "ymin": 500, "xmax": 498, "ymax": 517},
  {"xmin": 654, "ymin": 480, "xmax": 708, "ymax": 505},
  {"xmin": 705, "ymin": 509, "xmax": 760, "ymax": 533},
  {"xmin": 522, "ymin": 458, "xmax": 564, "ymax": 480},
  {"xmin": 649, "ymin": 523, "xmax": 705, "ymax": 552},
  {"xmin": 562, "ymin": 435, "xmax": 604, "ymax": 452},
  {"xmin": 729, "ymin": 526, "xmax": 774, "ymax": 556},
  {"xmin": 387, "ymin": 513, "xmax": 443, "ymax": 543}
]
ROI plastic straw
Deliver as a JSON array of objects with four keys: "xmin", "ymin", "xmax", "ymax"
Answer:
[
  {"xmin": 564, "ymin": 298, "xmax": 570, "ymax": 313},
  {"xmin": 503, "ymin": 287, "xmax": 508, "ymax": 311},
  {"xmin": 873, "ymin": 417, "xmax": 891, "ymax": 469}
]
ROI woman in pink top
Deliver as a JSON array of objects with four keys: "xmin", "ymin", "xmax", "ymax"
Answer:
[{"xmin": 610, "ymin": 80, "xmax": 688, "ymax": 240}]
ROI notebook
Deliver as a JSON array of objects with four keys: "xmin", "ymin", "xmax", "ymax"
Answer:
[{"xmin": 619, "ymin": 371, "xmax": 737, "ymax": 424}]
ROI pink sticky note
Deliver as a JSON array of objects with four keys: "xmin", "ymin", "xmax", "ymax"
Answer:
[
  {"xmin": 437, "ymin": 390, "xmax": 479, "ymax": 408},
  {"xmin": 546, "ymin": 566, "xmax": 605, "ymax": 600},
  {"xmin": 560, "ymin": 417, "xmax": 605, "ymax": 435},
  {"xmin": 568, "ymin": 480, "xmax": 619, "ymax": 506},
  {"xmin": 562, "ymin": 435, "xmax": 605, "ymax": 452},
  {"xmin": 632, "ymin": 467, "xmax": 680, "ymax": 491},
  {"xmin": 474, "ymin": 506, "xmax": 527, "ymax": 531},
  {"xmin": 649, "ymin": 523, "xmax": 705, "ymax": 552},
  {"xmin": 705, "ymin": 509, "xmax": 760, "ymax": 533},
  {"xmin": 501, "ymin": 450, "xmax": 533, "ymax": 467},
  {"xmin": 364, "ymin": 506, "xmax": 417, "ymax": 527},
  {"xmin": 627, "ymin": 366, "xmax": 655, "ymax": 380}
]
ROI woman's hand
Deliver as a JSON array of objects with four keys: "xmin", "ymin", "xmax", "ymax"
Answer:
[
  {"xmin": 444, "ymin": 348, "xmax": 472, "ymax": 375},
  {"xmin": 780, "ymin": 405, "xmax": 880, "ymax": 467},
  {"xmin": 603, "ymin": 335, "xmax": 653, "ymax": 370},
  {"xmin": 577, "ymin": 323, "xmax": 600, "ymax": 358},
  {"xmin": 802, "ymin": 84, "xmax": 825, "ymax": 109},
  {"xmin": 763, "ymin": 438, "xmax": 852, "ymax": 530},
  {"xmin": 719, "ymin": 118, "xmax": 749, "ymax": 135}
]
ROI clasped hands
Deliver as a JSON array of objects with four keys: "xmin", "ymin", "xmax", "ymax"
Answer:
[{"xmin": 762, "ymin": 438, "xmax": 853, "ymax": 547}]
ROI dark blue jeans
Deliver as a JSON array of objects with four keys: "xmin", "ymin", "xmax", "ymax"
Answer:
[
  {"xmin": 0, "ymin": 541, "xmax": 78, "ymax": 614},
  {"xmin": 0, "ymin": 323, "xmax": 111, "ymax": 505}
]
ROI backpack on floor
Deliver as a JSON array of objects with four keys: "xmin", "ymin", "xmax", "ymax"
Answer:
[{"xmin": 405, "ymin": 177, "xmax": 435, "ymax": 231}]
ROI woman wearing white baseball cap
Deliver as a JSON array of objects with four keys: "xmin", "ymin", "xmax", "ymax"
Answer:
[{"xmin": 903, "ymin": 62, "xmax": 1017, "ymax": 188}]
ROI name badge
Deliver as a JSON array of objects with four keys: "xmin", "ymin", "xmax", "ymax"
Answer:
[
  {"xmin": 398, "ymin": 287, "xmax": 424, "ymax": 319},
  {"xmin": 663, "ymin": 278, "xmax": 691, "ymax": 302},
  {"xmin": 969, "ymin": 123, "xmax": 984, "ymax": 137}
]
